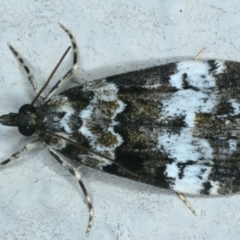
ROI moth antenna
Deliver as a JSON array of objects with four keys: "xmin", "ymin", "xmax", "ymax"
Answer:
[
  {"xmin": 44, "ymin": 24, "xmax": 78, "ymax": 102},
  {"xmin": 7, "ymin": 43, "xmax": 38, "ymax": 93},
  {"xmin": 59, "ymin": 23, "xmax": 78, "ymax": 67},
  {"xmin": 29, "ymin": 46, "xmax": 71, "ymax": 107},
  {"xmin": 38, "ymin": 129, "xmax": 138, "ymax": 177}
]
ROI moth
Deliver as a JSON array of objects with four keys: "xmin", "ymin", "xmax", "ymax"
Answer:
[{"xmin": 1, "ymin": 24, "xmax": 240, "ymax": 235}]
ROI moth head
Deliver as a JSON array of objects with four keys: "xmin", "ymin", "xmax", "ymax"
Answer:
[{"xmin": 0, "ymin": 104, "xmax": 36, "ymax": 136}]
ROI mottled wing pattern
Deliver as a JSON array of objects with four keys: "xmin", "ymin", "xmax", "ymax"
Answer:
[{"xmin": 39, "ymin": 60, "xmax": 240, "ymax": 195}]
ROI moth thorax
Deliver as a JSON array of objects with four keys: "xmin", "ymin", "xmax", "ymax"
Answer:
[{"xmin": 18, "ymin": 104, "xmax": 36, "ymax": 136}]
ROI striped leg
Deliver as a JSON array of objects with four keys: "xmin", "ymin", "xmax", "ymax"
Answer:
[
  {"xmin": 194, "ymin": 48, "xmax": 205, "ymax": 60},
  {"xmin": 7, "ymin": 43, "xmax": 41, "ymax": 97},
  {"xmin": 48, "ymin": 147, "xmax": 93, "ymax": 236},
  {"xmin": 175, "ymin": 191, "xmax": 196, "ymax": 216},
  {"xmin": 0, "ymin": 139, "xmax": 40, "ymax": 167},
  {"xmin": 44, "ymin": 24, "xmax": 78, "ymax": 102}
]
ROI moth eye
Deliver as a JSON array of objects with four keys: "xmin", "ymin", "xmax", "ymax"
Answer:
[
  {"xmin": 19, "ymin": 104, "xmax": 36, "ymax": 114},
  {"xmin": 18, "ymin": 104, "xmax": 36, "ymax": 136}
]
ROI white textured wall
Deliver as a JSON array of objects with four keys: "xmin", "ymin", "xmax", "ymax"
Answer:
[{"xmin": 0, "ymin": 1, "xmax": 240, "ymax": 239}]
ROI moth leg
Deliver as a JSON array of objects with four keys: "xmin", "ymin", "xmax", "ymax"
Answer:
[
  {"xmin": 175, "ymin": 191, "xmax": 196, "ymax": 216},
  {"xmin": 48, "ymin": 147, "xmax": 93, "ymax": 236},
  {"xmin": 0, "ymin": 139, "xmax": 40, "ymax": 167},
  {"xmin": 7, "ymin": 43, "xmax": 43, "ymax": 99},
  {"xmin": 44, "ymin": 24, "xmax": 78, "ymax": 102},
  {"xmin": 194, "ymin": 48, "xmax": 205, "ymax": 60}
]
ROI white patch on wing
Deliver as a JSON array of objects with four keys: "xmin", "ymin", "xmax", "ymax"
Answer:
[
  {"xmin": 165, "ymin": 163, "xmax": 220, "ymax": 194},
  {"xmin": 169, "ymin": 60, "xmax": 226, "ymax": 91},
  {"xmin": 114, "ymin": 100, "xmax": 126, "ymax": 118},
  {"xmin": 158, "ymin": 128, "xmax": 221, "ymax": 194},
  {"xmin": 212, "ymin": 60, "xmax": 225, "ymax": 74},
  {"xmin": 158, "ymin": 128, "xmax": 213, "ymax": 162},
  {"xmin": 79, "ymin": 125, "xmax": 94, "ymax": 140},
  {"xmin": 80, "ymin": 104, "xmax": 94, "ymax": 119},
  {"xmin": 60, "ymin": 112, "xmax": 73, "ymax": 133},
  {"xmin": 228, "ymin": 139, "xmax": 238, "ymax": 152},
  {"xmin": 159, "ymin": 89, "xmax": 216, "ymax": 127},
  {"xmin": 209, "ymin": 181, "xmax": 220, "ymax": 194},
  {"xmin": 170, "ymin": 61, "xmax": 214, "ymax": 90},
  {"xmin": 158, "ymin": 61, "xmax": 227, "ymax": 127},
  {"xmin": 79, "ymin": 82, "xmax": 126, "ymax": 167},
  {"xmin": 43, "ymin": 96, "xmax": 76, "ymax": 133},
  {"xmin": 228, "ymin": 99, "xmax": 240, "ymax": 115}
]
